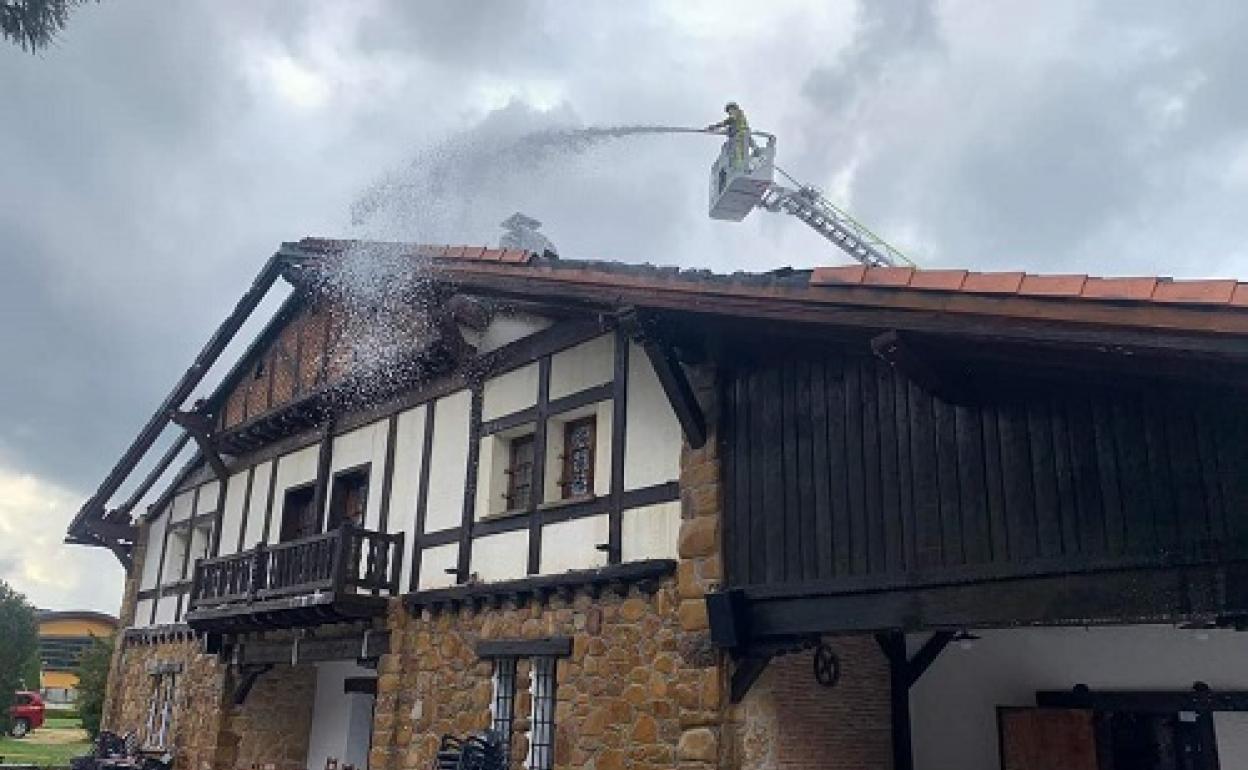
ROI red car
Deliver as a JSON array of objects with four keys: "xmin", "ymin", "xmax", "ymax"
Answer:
[{"xmin": 8, "ymin": 691, "xmax": 45, "ymax": 738}]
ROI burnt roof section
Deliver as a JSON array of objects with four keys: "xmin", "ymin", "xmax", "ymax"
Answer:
[{"xmin": 69, "ymin": 235, "xmax": 1248, "ymax": 563}]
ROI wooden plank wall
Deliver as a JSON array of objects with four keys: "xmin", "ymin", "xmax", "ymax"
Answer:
[{"xmin": 723, "ymin": 349, "xmax": 1248, "ymax": 590}]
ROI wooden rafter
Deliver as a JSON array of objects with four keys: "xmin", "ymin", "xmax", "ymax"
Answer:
[{"xmin": 170, "ymin": 410, "xmax": 230, "ymax": 481}]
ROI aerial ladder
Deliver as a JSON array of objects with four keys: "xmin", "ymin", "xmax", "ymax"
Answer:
[{"xmin": 707, "ymin": 132, "xmax": 912, "ymax": 268}]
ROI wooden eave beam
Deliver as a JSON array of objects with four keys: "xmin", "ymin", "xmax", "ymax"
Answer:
[
  {"xmin": 871, "ymin": 330, "xmax": 972, "ymax": 405},
  {"xmin": 621, "ymin": 310, "xmax": 708, "ymax": 450},
  {"xmin": 170, "ymin": 410, "xmax": 230, "ymax": 481},
  {"xmin": 107, "ymin": 431, "xmax": 192, "ymax": 523}
]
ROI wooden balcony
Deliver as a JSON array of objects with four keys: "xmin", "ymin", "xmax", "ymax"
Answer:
[{"xmin": 184, "ymin": 523, "xmax": 404, "ymax": 633}]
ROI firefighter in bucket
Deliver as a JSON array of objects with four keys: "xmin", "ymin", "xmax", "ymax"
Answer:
[{"xmin": 706, "ymin": 101, "xmax": 754, "ymax": 170}]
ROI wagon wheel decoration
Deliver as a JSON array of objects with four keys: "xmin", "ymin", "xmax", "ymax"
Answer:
[{"xmin": 812, "ymin": 642, "xmax": 841, "ymax": 688}]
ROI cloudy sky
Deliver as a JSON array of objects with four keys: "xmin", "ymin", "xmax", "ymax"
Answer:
[{"xmin": 3, "ymin": 0, "xmax": 1248, "ymax": 614}]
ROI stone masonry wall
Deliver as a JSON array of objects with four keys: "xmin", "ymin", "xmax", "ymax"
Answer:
[
  {"xmin": 731, "ymin": 637, "xmax": 893, "ymax": 770},
  {"xmin": 102, "ymin": 520, "xmax": 149, "ymax": 731},
  {"xmin": 109, "ymin": 637, "xmax": 228, "ymax": 770},
  {"xmin": 370, "ymin": 577, "xmax": 723, "ymax": 770},
  {"xmin": 109, "ymin": 636, "xmax": 317, "ymax": 770}
]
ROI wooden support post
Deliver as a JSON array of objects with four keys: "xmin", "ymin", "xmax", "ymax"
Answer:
[
  {"xmin": 875, "ymin": 630, "xmax": 954, "ymax": 770},
  {"xmin": 170, "ymin": 410, "xmax": 230, "ymax": 481},
  {"xmin": 622, "ymin": 309, "xmax": 707, "ymax": 449},
  {"xmin": 311, "ymin": 421, "xmax": 335, "ymax": 533}
]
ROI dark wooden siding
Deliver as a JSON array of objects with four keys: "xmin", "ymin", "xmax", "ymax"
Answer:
[{"xmin": 723, "ymin": 350, "xmax": 1248, "ymax": 590}]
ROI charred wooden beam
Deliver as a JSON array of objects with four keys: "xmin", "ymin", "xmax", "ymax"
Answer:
[
  {"xmin": 69, "ymin": 249, "xmax": 299, "ymax": 547},
  {"xmin": 232, "ymin": 664, "xmax": 272, "ymax": 705},
  {"xmin": 170, "ymin": 410, "xmax": 230, "ymax": 481},
  {"xmin": 871, "ymin": 330, "xmax": 972, "ymax": 405},
  {"xmin": 109, "ymin": 431, "xmax": 192, "ymax": 522}
]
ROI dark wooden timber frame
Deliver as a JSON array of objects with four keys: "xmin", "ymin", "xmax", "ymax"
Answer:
[
  {"xmin": 1037, "ymin": 683, "xmax": 1248, "ymax": 713},
  {"xmin": 623, "ymin": 311, "xmax": 707, "ymax": 450},
  {"xmin": 875, "ymin": 630, "xmax": 954, "ymax": 770},
  {"xmin": 476, "ymin": 637, "xmax": 573, "ymax": 659},
  {"xmin": 402, "ymin": 321, "xmax": 678, "ymax": 590},
  {"xmin": 69, "ymin": 247, "xmax": 303, "ymax": 559}
]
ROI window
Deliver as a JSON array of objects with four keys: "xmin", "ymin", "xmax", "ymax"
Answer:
[
  {"xmin": 144, "ymin": 672, "xmax": 178, "ymax": 750},
  {"xmin": 559, "ymin": 417, "xmax": 596, "ymax": 499},
  {"xmin": 40, "ymin": 636, "xmax": 97, "ymax": 672},
  {"xmin": 528, "ymin": 657, "xmax": 557, "ymax": 770},
  {"xmin": 490, "ymin": 658, "xmax": 517, "ymax": 756},
  {"xmin": 505, "ymin": 434, "xmax": 536, "ymax": 512},
  {"xmin": 328, "ymin": 466, "xmax": 370, "ymax": 529},
  {"xmin": 279, "ymin": 484, "xmax": 316, "ymax": 542}
]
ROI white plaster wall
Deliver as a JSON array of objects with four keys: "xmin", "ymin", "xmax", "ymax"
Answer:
[
  {"xmin": 329, "ymin": 421, "xmax": 389, "ymax": 530},
  {"xmin": 387, "ymin": 406, "xmax": 427, "ymax": 551},
  {"xmin": 483, "ymin": 362, "xmax": 539, "ymax": 421},
  {"xmin": 194, "ymin": 481, "xmax": 221, "ymax": 514},
  {"xmin": 241, "ymin": 461, "xmax": 272, "ymax": 549},
  {"xmin": 543, "ymin": 402, "xmax": 612, "ymax": 502},
  {"xmin": 152, "ymin": 595, "xmax": 178, "ymax": 625},
  {"xmin": 620, "ymin": 501, "xmax": 681, "ymax": 562},
  {"xmin": 473, "ymin": 313, "xmax": 552, "ymax": 353},
  {"xmin": 1218, "ymin": 713, "xmax": 1248, "ymax": 770},
  {"xmin": 418, "ymin": 544, "xmax": 459, "ymax": 590},
  {"xmin": 550, "ymin": 334, "xmax": 614, "ymax": 399},
  {"xmin": 161, "ymin": 530, "xmax": 189, "ymax": 583},
  {"xmin": 133, "ymin": 599, "xmax": 154, "ymax": 628},
  {"xmin": 305, "ymin": 661, "xmax": 375, "ymax": 770},
  {"xmin": 269, "ymin": 445, "xmax": 320, "ymax": 542},
  {"xmin": 169, "ymin": 491, "xmax": 194, "ymax": 522},
  {"xmin": 540, "ymin": 516, "xmax": 609, "ymax": 573},
  {"xmin": 424, "ymin": 390, "xmax": 471, "ymax": 533},
  {"xmin": 911, "ymin": 625, "xmax": 1248, "ymax": 770},
  {"xmin": 188, "ymin": 522, "xmax": 212, "ymax": 569},
  {"xmin": 217, "ymin": 470, "xmax": 250, "ymax": 557},
  {"xmin": 139, "ymin": 515, "xmax": 168, "ymax": 590},
  {"xmin": 623, "ymin": 342, "xmax": 682, "ymax": 491},
  {"xmin": 470, "ymin": 531, "xmax": 528, "ymax": 582}
]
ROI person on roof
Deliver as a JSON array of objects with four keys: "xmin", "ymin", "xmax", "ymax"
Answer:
[{"xmin": 706, "ymin": 102, "xmax": 752, "ymax": 169}]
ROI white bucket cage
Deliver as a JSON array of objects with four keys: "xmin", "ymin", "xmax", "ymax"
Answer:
[{"xmin": 708, "ymin": 132, "xmax": 777, "ymax": 222}]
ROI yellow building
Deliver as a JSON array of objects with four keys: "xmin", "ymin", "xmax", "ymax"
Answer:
[{"xmin": 37, "ymin": 610, "xmax": 118, "ymax": 705}]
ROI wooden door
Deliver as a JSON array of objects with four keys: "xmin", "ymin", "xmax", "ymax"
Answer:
[{"xmin": 1000, "ymin": 707, "xmax": 1100, "ymax": 770}]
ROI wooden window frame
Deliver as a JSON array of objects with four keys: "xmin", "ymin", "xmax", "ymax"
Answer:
[
  {"xmin": 559, "ymin": 415, "xmax": 597, "ymax": 500},
  {"xmin": 327, "ymin": 463, "xmax": 371, "ymax": 530},
  {"xmin": 278, "ymin": 482, "xmax": 317, "ymax": 543},
  {"xmin": 504, "ymin": 433, "xmax": 537, "ymax": 513}
]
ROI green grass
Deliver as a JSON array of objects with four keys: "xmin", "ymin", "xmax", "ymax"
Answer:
[{"xmin": 0, "ymin": 716, "xmax": 92, "ymax": 768}]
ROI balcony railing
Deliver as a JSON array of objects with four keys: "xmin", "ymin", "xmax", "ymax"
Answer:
[{"xmin": 188, "ymin": 523, "xmax": 405, "ymax": 612}]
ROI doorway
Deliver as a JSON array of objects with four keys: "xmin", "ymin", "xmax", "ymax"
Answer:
[{"xmin": 1000, "ymin": 707, "xmax": 1221, "ymax": 770}]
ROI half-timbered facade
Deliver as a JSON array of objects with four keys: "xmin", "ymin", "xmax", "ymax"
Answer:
[{"xmin": 72, "ymin": 241, "xmax": 1248, "ymax": 770}]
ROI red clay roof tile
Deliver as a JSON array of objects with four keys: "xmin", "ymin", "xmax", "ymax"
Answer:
[
  {"xmin": 1080, "ymin": 277, "xmax": 1159, "ymax": 301},
  {"xmin": 906, "ymin": 270, "xmax": 968, "ymax": 291},
  {"xmin": 1232, "ymin": 284, "xmax": 1248, "ymax": 307},
  {"xmin": 810, "ymin": 265, "xmax": 868, "ymax": 285},
  {"xmin": 500, "ymin": 248, "xmax": 530, "ymax": 264},
  {"xmin": 1019, "ymin": 274, "xmax": 1088, "ymax": 297},
  {"xmin": 1151, "ymin": 279, "xmax": 1237, "ymax": 304},
  {"xmin": 861, "ymin": 267, "xmax": 917, "ymax": 287},
  {"xmin": 962, "ymin": 272, "xmax": 1025, "ymax": 294}
]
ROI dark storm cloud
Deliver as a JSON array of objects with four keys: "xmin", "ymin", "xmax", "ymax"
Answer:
[{"xmin": 799, "ymin": 1, "xmax": 1248, "ymax": 273}]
